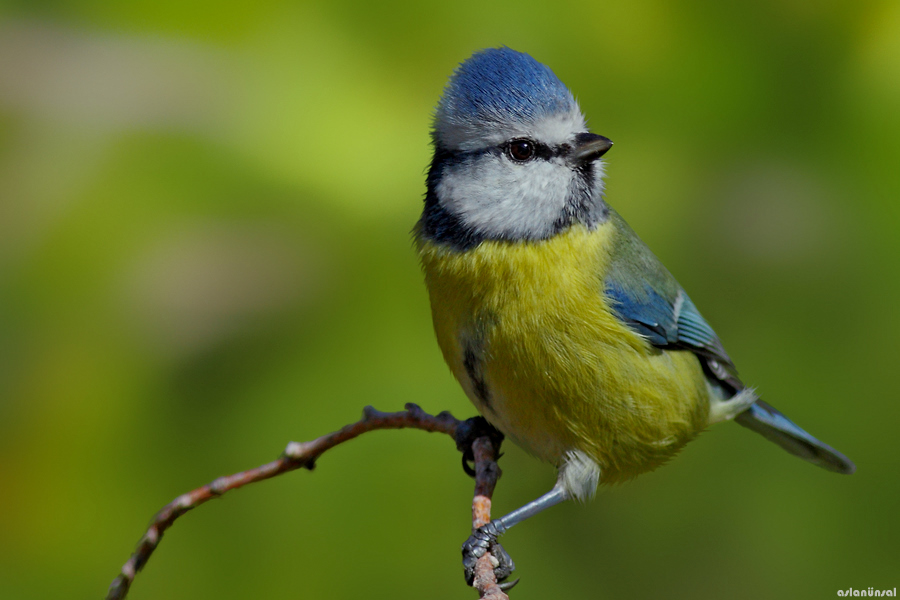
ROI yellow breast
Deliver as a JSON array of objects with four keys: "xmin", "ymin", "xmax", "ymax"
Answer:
[{"xmin": 416, "ymin": 223, "xmax": 711, "ymax": 484}]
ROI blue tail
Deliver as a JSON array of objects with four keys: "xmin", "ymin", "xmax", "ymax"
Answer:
[{"xmin": 735, "ymin": 400, "xmax": 855, "ymax": 474}]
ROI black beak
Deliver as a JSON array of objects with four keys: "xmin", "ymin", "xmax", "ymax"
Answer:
[{"xmin": 571, "ymin": 133, "xmax": 613, "ymax": 165}]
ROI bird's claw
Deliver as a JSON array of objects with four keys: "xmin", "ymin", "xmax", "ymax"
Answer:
[
  {"xmin": 455, "ymin": 417, "xmax": 504, "ymax": 478},
  {"xmin": 497, "ymin": 577, "xmax": 520, "ymax": 592},
  {"xmin": 462, "ymin": 520, "xmax": 516, "ymax": 587}
]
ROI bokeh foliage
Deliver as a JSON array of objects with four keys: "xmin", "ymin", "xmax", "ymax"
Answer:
[{"xmin": 0, "ymin": 1, "xmax": 897, "ymax": 599}]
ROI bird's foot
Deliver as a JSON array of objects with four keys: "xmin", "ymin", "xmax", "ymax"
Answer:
[
  {"xmin": 462, "ymin": 520, "xmax": 518, "ymax": 590},
  {"xmin": 455, "ymin": 416, "xmax": 504, "ymax": 477}
]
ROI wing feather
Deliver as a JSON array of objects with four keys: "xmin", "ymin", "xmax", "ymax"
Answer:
[{"xmin": 603, "ymin": 210, "xmax": 741, "ymax": 390}]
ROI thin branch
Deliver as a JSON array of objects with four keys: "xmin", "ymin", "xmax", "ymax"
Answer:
[
  {"xmin": 470, "ymin": 436, "xmax": 510, "ymax": 600},
  {"xmin": 106, "ymin": 403, "xmax": 508, "ymax": 600}
]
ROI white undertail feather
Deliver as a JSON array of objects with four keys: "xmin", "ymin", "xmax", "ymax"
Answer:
[
  {"xmin": 559, "ymin": 450, "xmax": 601, "ymax": 502},
  {"xmin": 708, "ymin": 388, "xmax": 758, "ymax": 425}
]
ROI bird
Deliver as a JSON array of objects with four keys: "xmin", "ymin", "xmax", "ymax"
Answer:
[{"xmin": 413, "ymin": 46, "xmax": 855, "ymax": 587}]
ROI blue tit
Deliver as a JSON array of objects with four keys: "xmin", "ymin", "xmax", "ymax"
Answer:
[{"xmin": 414, "ymin": 47, "xmax": 855, "ymax": 585}]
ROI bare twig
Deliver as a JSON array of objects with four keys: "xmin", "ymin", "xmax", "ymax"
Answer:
[
  {"xmin": 470, "ymin": 436, "xmax": 509, "ymax": 600},
  {"xmin": 106, "ymin": 403, "xmax": 509, "ymax": 600}
]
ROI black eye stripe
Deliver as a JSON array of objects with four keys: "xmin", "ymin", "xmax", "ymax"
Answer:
[
  {"xmin": 435, "ymin": 140, "xmax": 571, "ymax": 164},
  {"xmin": 502, "ymin": 139, "xmax": 564, "ymax": 162}
]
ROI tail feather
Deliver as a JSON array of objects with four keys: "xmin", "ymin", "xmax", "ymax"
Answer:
[{"xmin": 735, "ymin": 400, "xmax": 856, "ymax": 475}]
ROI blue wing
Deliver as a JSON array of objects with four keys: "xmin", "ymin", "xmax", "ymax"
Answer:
[
  {"xmin": 604, "ymin": 282, "xmax": 725, "ymax": 358},
  {"xmin": 602, "ymin": 210, "xmax": 741, "ymax": 389}
]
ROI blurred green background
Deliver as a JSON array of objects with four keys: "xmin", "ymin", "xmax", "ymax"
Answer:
[{"xmin": 1, "ymin": 1, "xmax": 897, "ymax": 599}]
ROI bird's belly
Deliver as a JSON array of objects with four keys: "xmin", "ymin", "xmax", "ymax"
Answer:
[{"xmin": 475, "ymin": 317, "xmax": 711, "ymax": 483}]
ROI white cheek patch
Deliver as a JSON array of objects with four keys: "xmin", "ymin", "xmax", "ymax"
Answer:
[{"xmin": 436, "ymin": 154, "xmax": 576, "ymax": 240}]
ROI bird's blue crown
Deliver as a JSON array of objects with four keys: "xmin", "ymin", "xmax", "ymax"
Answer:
[{"xmin": 434, "ymin": 47, "xmax": 578, "ymax": 145}]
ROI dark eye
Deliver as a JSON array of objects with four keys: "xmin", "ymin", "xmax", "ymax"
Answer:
[{"xmin": 507, "ymin": 139, "xmax": 535, "ymax": 162}]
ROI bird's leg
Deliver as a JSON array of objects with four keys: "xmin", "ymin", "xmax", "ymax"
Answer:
[{"xmin": 462, "ymin": 484, "xmax": 570, "ymax": 588}]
